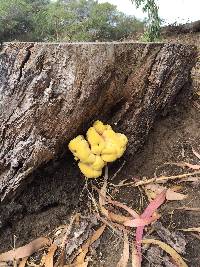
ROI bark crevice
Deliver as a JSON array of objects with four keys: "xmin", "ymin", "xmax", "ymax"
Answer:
[{"xmin": 17, "ymin": 43, "xmax": 34, "ymax": 82}]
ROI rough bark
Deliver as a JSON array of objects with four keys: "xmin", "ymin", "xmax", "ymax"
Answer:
[{"xmin": 0, "ymin": 42, "xmax": 196, "ymax": 201}]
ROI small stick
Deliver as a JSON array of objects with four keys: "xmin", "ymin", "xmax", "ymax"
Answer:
[
  {"xmin": 175, "ymin": 207, "xmax": 200, "ymax": 212},
  {"xmin": 114, "ymin": 170, "xmax": 200, "ymax": 187},
  {"xmin": 111, "ymin": 160, "xmax": 126, "ymax": 180},
  {"xmin": 54, "ymin": 214, "xmax": 78, "ymax": 267}
]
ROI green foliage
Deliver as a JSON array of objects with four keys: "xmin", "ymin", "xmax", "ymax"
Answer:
[
  {"xmin": 0, "ymin": 0, "xmax": 32, "ymax": 41},
  {"xmin": 0, "ymin": 0, "xmax": 144, "ymax": 42},
  {"xmin": 131, "ymin": 0, "xmax": 161, "ymax": 41}
]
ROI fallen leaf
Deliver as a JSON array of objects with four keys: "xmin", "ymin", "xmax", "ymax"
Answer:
[
  {"xmin": 73, "ymin": 224, "xmax": 106, "ymax": 265},
  {"xmin": 141, "ymin": 189, "xmax": 166, "ymax": 218},
  {"xmin": 44, "ymin": 243, "xmax": 57, "ymax": 267},
  {"xmin": 96, "ymin": 213, "xmax": 123, "ymax": 235},
  {"xmin": 170, "ymin": 185, "xmax": 184, "ymax": 191},
  {"xmin": 55, "ymin": 214, "xmax": 78, "ymax": 267},
  {"xmin": 95, "ymin": 184, "xmax": 131, "ymax": 224},
  {"xmin": 0, "ymin": 237, "xmax": 50, "ymax": 262},
  {"xmin": 108, "ymin": 211, "xmax": 131, "ymax": 224},
  {"xmin": 131, "ymin": 241, "xmax": 140, "ymax": 267},
  {"xmin": 124, "ymin": 213, "xmax": 159, "ymax": 227},
  {"xmin": 180, "ymin": 162, "xmax": 200, "ymax": 170},
  {"xmin": 166, "ymin": 190, "xmax": 187, "ymax": 201},
  {"xmin": 153, "ymin": 222, "xmax": 186, "ymax": 254},
  {"xmin": 145, "ymin": 184, "xmax": 187, "ymax": 201},
  {"xmin": 107, "ymin": 198, "xmax": 139, "ymax": 219},
  {"xmin": 135, "ymin": 227, "xmax": 143, "ymax": 267},
  {"xmin": 135, "ymin": 190, "xmax": 166, "ymax": 265},
  {"xmin": 142, "ymin": 239, "xmax": 188, "ymax": 267},
  {"xmin": 117, "ymin": 232, "xmax": 129, "ymax": 267},
  {"xmin": 95, "ymin": 173, "xmax": 134, "ymax": 225},
  {"xmin": 64, "ymin": 262, "xmax": 88, "ymax": 267},
  {"xmin": 18, "ymin": 257, "xmax": 28, "ymax": 267},
  {"xmin": 192, "ymin": 148, "xmax": 200, "ymax": 160}
]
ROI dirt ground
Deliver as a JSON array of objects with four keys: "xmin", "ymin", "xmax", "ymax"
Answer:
[{"xmin": 0, "ymin": 33, "xmax": 200, "ymax": 266}]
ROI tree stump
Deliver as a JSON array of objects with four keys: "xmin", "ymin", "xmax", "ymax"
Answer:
[{"xmin": 0, "ymin": 42, "xmax": 196, "ymax": 201}]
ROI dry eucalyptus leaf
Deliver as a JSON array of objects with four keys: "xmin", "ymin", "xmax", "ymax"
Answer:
[
  {"xmin": 131, "ymin": 241, "xmax": 140, "ymax": 267},
  {"xmin": 117, "ymin": 232, "xmax": 129, "ymax": 267},
  {"xmin": 72, "ymin": 224, "xmax": 106, "ymax": 266},
  {"xmin": 142, "ymin": 239, "xmax": 188, "ymax": 267},
  {"xmin": 145, "ymin": 184, "xmax": 187, "ymax": 201},
  {"xmin": 0, "ymin": 237, "xmax": 50, "ymax": 262},
  {"xmin": 192, "ymin": 148, "xmax": 200, "ymax": 160},
  {"xmin": 166, "ymin": 190, "xmax": 187, "ymax": 201},
  {"xmin": 153, "ymin": 222, "xmax": 186, "ymax": 254},
  {"xmin": 44, "ymin": 243, "xmax": 57, "ymax": 267},
  {"xmin": 18, "ymin": 257, "xmax": 28, "ymax": 267},
  {"xmin": 180, "ymin": 162, "xmax": 200, "ymax": 170},
  {"xmin": 0, "ymin": 263, "xmax": 8, "ymax": 267}
]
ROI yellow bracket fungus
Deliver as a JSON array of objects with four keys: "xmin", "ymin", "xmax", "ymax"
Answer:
[{"xmin": 68, "ymin": 120, "xmax": 128, "ymax": 178}]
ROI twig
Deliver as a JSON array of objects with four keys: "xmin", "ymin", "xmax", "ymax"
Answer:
[
  {"xmin": 113, "ymin": 171, "xmax": 200, "ymax": 187},
  {"xmin": 174, "ymin": 207, "xmax": 200, "ymax": 212},
  {"xmin": 99, "ymin": 166, "xmax": 108, "ymax": 208},
  {"xmin": 85, "ymin": 180, "xmax": 99, "ymax": 214},
  {"xmin": 13, "ymin": 235, "xmax": 17, "ymax": 267},
  {"xmin": 111, "ymin": 160, "xmax": 126, "ymax": 180},
  {"xmin": 54, "ymin": 214, "xmax": 78, "ymax": 267},
  {"xmin": 95, "ymin": 213, "xmax": 122, "ymax": 236}
]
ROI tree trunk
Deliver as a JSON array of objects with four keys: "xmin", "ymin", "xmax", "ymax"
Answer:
[{"xmin": 0, "ymin": 42, "xmax": 196, "ymax": 201}]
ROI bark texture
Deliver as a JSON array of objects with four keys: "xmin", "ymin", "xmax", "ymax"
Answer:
[{"xmin": 0, "ymin": 42, "xmax": 196, "ymax": 201}]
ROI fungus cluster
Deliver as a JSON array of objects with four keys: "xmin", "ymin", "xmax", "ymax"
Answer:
[{"xmin": 68, "ymin": 120, "xmax": 128, "ymax": 178}]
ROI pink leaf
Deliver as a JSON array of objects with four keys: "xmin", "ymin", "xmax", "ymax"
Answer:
[
  {"xmin": 124, "ymin": 214, "xmax": 159, "ymax": 227},
  {"xmin": 135, "ymin": 190, "xmax": 166, "ymax": 265},
  {"xmin": 142, "ymin": 190, "xmax": 167, "ymax": 218},
  {"xmin": 135, "ymin": 227, "xmax": 143, "ymax": 267}
]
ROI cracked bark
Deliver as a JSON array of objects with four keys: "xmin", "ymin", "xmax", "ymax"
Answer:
[
  {"xmin": 17, "ymin": 43, "xmax": 34, "ymax": 81},
  {"xmin": 0, "ymin": 42, "xmax": 197, "ymax": 202}
]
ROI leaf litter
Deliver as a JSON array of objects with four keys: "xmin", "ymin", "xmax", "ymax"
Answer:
[{"xmin": 1, "ymin": 151, "xmax": 200, "ymax": 266}]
